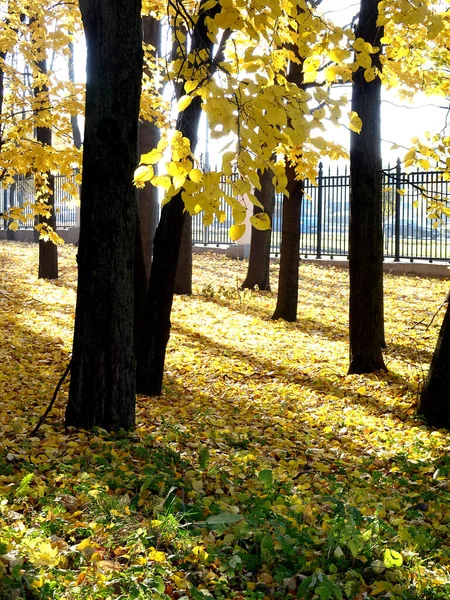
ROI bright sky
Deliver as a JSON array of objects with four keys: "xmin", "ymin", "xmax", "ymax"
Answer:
[{"xmin": 319, "ymin": 0, "xmax": 449, "ymax": 164}]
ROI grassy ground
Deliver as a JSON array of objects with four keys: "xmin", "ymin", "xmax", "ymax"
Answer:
[{"xmin": 1, "ymin": 241, "xmax": 450, "ymax": 600}]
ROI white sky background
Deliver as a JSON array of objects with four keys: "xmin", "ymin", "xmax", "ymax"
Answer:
[
  {"xmin": 319, "ymin": 0, "xmax": 449, "ymax": 165},
  {"xmin": 72, "ymin": 1, "xmax": 450, "ymax": 169}
]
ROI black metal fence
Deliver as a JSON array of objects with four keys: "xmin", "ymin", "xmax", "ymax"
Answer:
[
  {"xmin": 4, "ymin": 165, "xmax": 450, "ymax": 263},
  {"xmin": 193, "ymin": 161, "xmax": 450, "ymax": 262},
  {"xmin": 2, "ymin": 173, "xmax": 78, "ymax": 229}
]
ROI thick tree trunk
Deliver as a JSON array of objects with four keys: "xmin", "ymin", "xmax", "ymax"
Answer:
[
  {"xmin": 174, "ymin": 215, "xmax": 193, "ymax": 295},
  {"xmin": 34, "ymin": 53, "xmax": 58, "ymax": 280},
  {"xmin": 66, "ymin": 0, "xmax": 143, "ymax": 431},
  {"xmin": 241, "ymin": 169, "xmax": 275, "ymax": 291},
  {"xmin": 417, "ymin": 294, "xmax": 450, "ymax": 428},
  {"xmin": 138, "ymin": 15, "xmax": 161, "ymax": 274},
  {"xmin": 272, "ymin": 163, "xmax": 302, "ymax": 322},
  {"xmin": 136, "ymin": 0, "xmax": 220, "ymax": 396},
  {"xmin": 348, "ymin": 0, "xmax": 386, "ymax": 374}
]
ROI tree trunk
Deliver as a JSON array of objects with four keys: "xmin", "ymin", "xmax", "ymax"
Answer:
[
  {"xmin": 34, "ymin": 44, "xmax": 58, "ymax": 279},
  {"xmin": 138, "ymin": 15, "xmax": 161, "ymax": 275},
  {"xmin": 66, "ymin": 0, "xmax": 143, "ymax": 431},
  {"xmin": 272, "ymin": 56, "xmax": 304, "ymax": 322},
  {"xmin": 136, "ymin": 0, "xmax": 220, "ymax": 396},
  {"xmin": 272, "ymin": 163, "xmax": 302, "ymax": 322},
  {"xmin": 417, "ymin": 295, "xmax": 450, "ymax": 428},
  {"xmin": 174, "ymin": 214, "xmax": 193, "ymax": 295},
  {"xmin": 348, "ymin": 0, "xmax": 386, "ymax": 374},
  {"xmin": 241, "ymin": 169, "xmax": 274, "ymax": 291}
]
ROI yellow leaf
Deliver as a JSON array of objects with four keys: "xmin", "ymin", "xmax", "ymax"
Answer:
[
  {"xmin": 173, "ymin": 174, "xmax": 186, "ymax": 189},
  {"xmin": 364, "ymin": 67, "xmax": 376, "ymax": 82},
  {"xmin": 349, "ymin": 111, "xmax": 362, "ymax": 134},
  {"xmin": 250, "ymin": 212, "xmax": 271, "ymax": 231},
  {"xmin": 232, "ymin": 203, "xmax": 247, "ymax": 225},
  {"xmin": 151, "ymin": 176, "xmax": 172, "ymax": 190},
  {"xmin": 177, "ymin": 95, "xmax": 193, "ymax": 112},
  {"xmin": 229, "ymin": 223, "xmax": 246, "ymax": 241},
  {"xmin": 134, "ymin": 165, "xmax": 154, "ymax": 184},
  {"xmin": 184, "ymin": 80, "xmax": 199, "ymax": 93},
  {"xmin": 140, "ymin": 149, "xmax": 163, "ymax": 165},
  {"xmin": 189, "ymin": 168, "xmax": 203, "ymax": 183}
]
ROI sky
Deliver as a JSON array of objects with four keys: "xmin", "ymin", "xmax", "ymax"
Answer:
[{"xmin": 318, "ymin": 0, "xmax": 449, "ymax": 165}]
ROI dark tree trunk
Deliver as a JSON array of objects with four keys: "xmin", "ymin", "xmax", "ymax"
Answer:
[
  {"xmin": 272, "ymin": 56, "xmax": 304, "ymax": 322},
  {"xmin": 348, "ymin": 0, "xmax": 386, "ymax": 374},
  {"xmin": 272, "ymin": 164, "xmax": 302, "ymax": 322},
  {"xmin": 66, "ymin": 0, "xmax": 143, "ymax": 431},
  {"xmin": 68, "ymin": 39, "xmax": 82, "ymax": 150},
  {"xmin": 174, "ymin": 215, "xmax": 193, "ymax": 295},
  {"xmin": 417, "ymin": 295, "xmax": 450, "ymax": 428},
  {"xmin": 134, "ymin": 211, "xmax": 149, "ymax": 361},
  {"xmin": 0, "ymin": 48, "xmax": 6, "ymax": 181},
  {"xmin": 241, "ymin": 169, "xmax": 275, "ymax": 291},
  {"xmin": 136, "ymin": 0, "xmax": 220, "ymax": 396},
  {"xmin": 34, "ymin": 51, "xmax": 58, "ymax": 279},
  {"xmin": 138, "ymin": 15, "xmax": 161, "ymax": 275}
]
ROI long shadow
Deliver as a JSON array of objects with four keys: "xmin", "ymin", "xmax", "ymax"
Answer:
[
  {"xmin": 170, "ymin": 320, "xmax": 420, "ymax": 425},
  {"xmin": 191, "ymin": 292, "xmax": 350, "ymax": 341}
]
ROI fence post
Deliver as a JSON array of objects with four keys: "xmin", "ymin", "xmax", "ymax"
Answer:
[
  {"xmin": 2, "ymin": 188, "xmax": 8, "ymax": 230},
  {"xmin": 316, "ymin": 161, "xmax": 323, "ymax": 259},
  {"xmin": 6, "ymin": 180, "xmax": 16, "ymax": 240},
  {"xmin": 394, "ymin": 157, "xmax": 401, "ymax": 262}
]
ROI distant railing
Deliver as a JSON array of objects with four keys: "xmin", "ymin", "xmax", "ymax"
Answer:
[
  {"xmin": 193, "ymin": 161, "xmax": 450, "ymax": 263},
  {"xmin": 4, "ymin": 165, "xmax": 450, "ymax": 263},
  {"xmin": 2, "ymin": 173, "xmax": 79, "ymax": 230}
]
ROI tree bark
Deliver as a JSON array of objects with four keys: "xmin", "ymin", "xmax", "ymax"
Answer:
[
  {"xmin": 272, "ymin": 163, "xmax": 302, "ymax": 322},
  {"xmin": 138, "ymin": 15, "xmax": 161, "ymax": 275},
  {"xmin": 66, "ymin": 0, "xmax": 143, "ymax": 431},
  {"xmin": 136, "ymin": 0, "xmax": 220, "ymax": 396},
  {"xmin": 417, "ymin": 295, "xmax": 450, "ymax": 428},
  {"xmin": 32, "ymin": 22, "xmax": 58, "ymax": 279},
  {"xmin": 174, "ymin": 214, "xmax": 193, "ymax": 295},
  {"xmin": 348, "ymin": 0, "xmax": 386, "ymax": 374},
  {"xmin": 241, "ymin": 169, "xmax": 274, "ymax": 291},
  {"xmin": 272, "ymin": 56, "xmax": 304, "ymax": 322}
]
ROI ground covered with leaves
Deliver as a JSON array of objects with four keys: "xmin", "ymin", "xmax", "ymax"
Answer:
[{"xmin": 1, "ymin": 241, "xmax": 450, "ymax": 600}]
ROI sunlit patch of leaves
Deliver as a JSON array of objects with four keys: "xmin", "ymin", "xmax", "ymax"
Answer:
[{"xmin": 1, "ymin": 242, "xmax": 450, "ymax": 599}]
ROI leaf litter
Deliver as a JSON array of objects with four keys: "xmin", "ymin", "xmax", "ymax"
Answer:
[{"xmin": 1, "ymin": 241, "xmax": 450, "ymax": 599}]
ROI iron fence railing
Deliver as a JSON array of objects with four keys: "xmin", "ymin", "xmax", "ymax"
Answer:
[
  {"xmin": 194, "ymin": 161, "xmax": 450, "ymax": 262},
  {"xmin": 2, "ymin": 173, "xmax": 78, "ymax": 230},
  {"xmin": 4, "ymin": 164, "xmax": 450, "ymax": 263}
]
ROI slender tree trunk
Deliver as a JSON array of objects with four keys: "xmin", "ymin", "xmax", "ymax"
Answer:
[
  {"xmin": 32, "ymin": 29, "xmax": 58, "ymax": 279},
  {"xmin": 68, "ymin": 39, "xmax": 82, "ymax": 150},
  {"xmin": 348, "ymin": 0, "xmax": 386, "ymax": 374},
  {"xmin": 417, "ymin": 294, "xmax": 450, "ymax": 428},
  {"xmin": 241, "ymin": 169, "xmax": 275, "ymax": 291},
  {"xmin": 66, "ymin": 0, "xmax": 143, "ymax": 431},
  {"xmin": 272, "ymin": 164, "xmax": 302, "ymax": 321},
  {"xmin": 138, "ymin": 15, "xmax": 161, "ymax": 275},
  {"xmin": 172, "ymin": 23, "xmax": 193, "ymax": 296},
  {"xmin": 0, "ymin": 48, "xmax": 6, "ymax": 181},
  {"xmin": 136, "ymin": 0, "xmax": 220, "ymax": 396},
  {"xmin": 272, "ymin": 56, "xmax": 304, "ymax": 322},
  {"xmin": 174, "ymin": 215, "xmax": 193, "ymax": 295}
]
